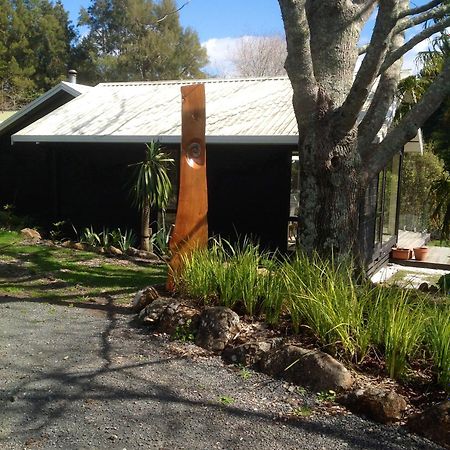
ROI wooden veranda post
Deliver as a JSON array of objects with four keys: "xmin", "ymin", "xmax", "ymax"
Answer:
[{"xmin": 166, "ymin": 84, "xmax": 208, "ymax": 291}]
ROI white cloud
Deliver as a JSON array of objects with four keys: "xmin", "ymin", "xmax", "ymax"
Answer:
[
  {"xmin": 202, "ymin": 37, "xmax": 239, "ymax": 77},
  {"xmin": 402, "ymin": 37, "xmax": 435, "ymax": 74}
]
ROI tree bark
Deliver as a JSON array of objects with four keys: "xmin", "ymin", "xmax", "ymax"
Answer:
[
  {"xmin": 140, "ymin": 203, "xmax": 152, "ymax": 252},
  {"xmin": 298, "ymin": 113, "xmax": 364, "ymax": 259}
]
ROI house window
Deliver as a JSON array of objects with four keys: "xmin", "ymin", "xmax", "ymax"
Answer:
[{"xmin": 373, "ymin": 153, "xmax": 401, "ymax": 251}]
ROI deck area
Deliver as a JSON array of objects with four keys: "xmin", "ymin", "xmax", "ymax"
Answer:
[
  {"xmin": 397, "ymin": 230, "xmax": 430, "ymax": 249},
  {"xmin": 392, "ymin": 231, "xmax": 450, "ymax": 270}
]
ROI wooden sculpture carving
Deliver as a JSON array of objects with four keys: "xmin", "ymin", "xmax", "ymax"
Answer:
[{"xmin": 166, "ymin": 84, "xmax": 208, "ymax": 291}]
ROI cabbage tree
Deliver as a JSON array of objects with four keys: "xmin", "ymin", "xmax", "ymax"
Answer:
[{"xmin": 130, "ymin": 141, "xmax": 174, "ymax": 252}]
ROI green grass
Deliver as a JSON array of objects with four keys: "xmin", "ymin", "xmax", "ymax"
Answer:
[{"xmin": 0, "ymin": 230, "xmax": 166, "ymax": 305}]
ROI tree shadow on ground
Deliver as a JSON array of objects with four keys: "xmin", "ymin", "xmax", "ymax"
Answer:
[{"xmin": 0, "ymin": 298, "xmax": 434, "ymax": 450}]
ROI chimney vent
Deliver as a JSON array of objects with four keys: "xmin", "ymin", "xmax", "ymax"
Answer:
[{"xmin": 68, "ymin": 69, "xmax": 77, "ymax": 84}]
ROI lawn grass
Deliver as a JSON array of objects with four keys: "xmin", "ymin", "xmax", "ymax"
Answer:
[{"xmin": 0, "ymin": 230, "xmax": 167, "ymax": 305}]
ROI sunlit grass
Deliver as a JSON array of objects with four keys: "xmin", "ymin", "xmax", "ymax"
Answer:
[{"xmin": 0, "ymin": 230, "xmax": 167, "ymax": 304}]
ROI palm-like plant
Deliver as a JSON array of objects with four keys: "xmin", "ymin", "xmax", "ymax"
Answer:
[{"xmin": 130, "ymin": 141, "xmax": 174, "ymax": 252}]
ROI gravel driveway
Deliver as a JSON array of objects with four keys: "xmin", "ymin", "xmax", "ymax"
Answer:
[{"xmin": 0, "ymin": 297, "xmax": 443, "ymax": 450}]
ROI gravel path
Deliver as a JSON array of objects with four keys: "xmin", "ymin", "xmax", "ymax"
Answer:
[{"xmin": 0, "ymin": 297, "xmax": 443, "ymax": 450}]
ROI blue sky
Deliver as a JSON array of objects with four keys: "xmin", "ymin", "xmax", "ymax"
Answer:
[
  {"xmin": 62, "ymin": 0, "xmax": 284, "ymax": 41},
  {"xmin": 62, "ymin": 0, "xmax": 436, "ymax": 75}
]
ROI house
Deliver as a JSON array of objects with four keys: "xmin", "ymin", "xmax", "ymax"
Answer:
[{"xmin": 1, "ymin": 77, "xmax": 422, "ymax": 271}]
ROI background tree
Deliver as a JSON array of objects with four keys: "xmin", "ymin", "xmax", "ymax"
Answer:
[
  {"xmin": 75, "ymin": 0, "xmax": 208, "ymax": 84},
  {"xmin": 130, "ymin": 142, "xmax": 174, "ymax": 252},
  {"xmin": 278, "ymin": 0, "xmax": 450, "ymax": 261},
  {"xmin": 0, "ymin": 0, "xmax": 74, "ymax": 109},
  {"xmin": 230, "ymin": 35, "xmax": 287, "ymax": 77}
]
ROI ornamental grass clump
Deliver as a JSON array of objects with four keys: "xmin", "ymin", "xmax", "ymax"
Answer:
[
  {"xmin": 176, "ymin": 238, "xmax": 284, "ymax": 316},
  {"xmin": 367, "ymin": 287, "xmax": 428, "ymax": 379},
  {"xmin": 282, "ymin": 253, "xmax": 368, "ymax": 361},
  {"xmin": 426, "ymin": 304, "xmax": 450, "ymax": 391}
]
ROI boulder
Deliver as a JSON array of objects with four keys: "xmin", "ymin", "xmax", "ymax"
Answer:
[
  {"xmin": 406, "ymin": 400, "xmax": 449, "ymax": 448},
  {"xmin": 20, "ymin": 228, "xmax": 41, "ymax": 240},
  {"xmin": 108, "ymin": 245, "xmax": 123, "ymax": 256},
  {"xmin": 132, "ymin": 287, "xmax": 160, "ymax": 313},
  {"xmin": 61, "ymin": 240, "xmax": 74, "ymax": 248},
  {"xmin": 260, "ymin": 345, "xmax": 353, "ymax": 392},
  {"xmin": 138, "ymin": 298, "xmax": 171, "ymax": 325},
  {"xmin": 222, "ymin": 340, "xmax": 277, "ymax": 367},
  {"xmin": 339, "ymin": 387, "xmax": 407, "ymax": 424},
  {"xmin": 195, "ymin": 307, "xmax": 240, "ymax": 352},
  {"xmin": 157, "ymin": 302, "xmax": 200, "ymax": 336}
]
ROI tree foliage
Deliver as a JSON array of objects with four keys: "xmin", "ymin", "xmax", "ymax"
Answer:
[
  {"xmin": 75, "ymin": 0, "xmax": 208, "ymax": 84},
  {"xmin": 0, "ymin": 0, "xmax": 75, "ymax": 109},
  {"xmin": 278, "ymin": 0, "xmax": 450, "ymax": 259}
]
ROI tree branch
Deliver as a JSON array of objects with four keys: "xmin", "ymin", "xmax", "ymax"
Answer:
[
  {"xmin": 397, "ymin": 0, "xmax": 443, "ymax": 19},
  {"xmin": 395, "ymin": 3, "xmax": 450, "ymax": 34},
  {"xmin": 278, "ymin": 0, "xmax": 318, "ymax": 124},
  {"xmin": 156, "ymin": 1, "xmax": 191, "ymax": 24},
  {"xmin": 358, "ymin": 28, "xmax": 404, "ymax": 153},
  {"xmin": 366, "ymin": 56, "xmax": 450, "ymax": 176},
  {"xmin": 337, "ymin": 0, "xmax": 399, "ymax": 137},
  {"xmin": 380, "ymin": 16, "xmax": 450, "ymax": 73}
]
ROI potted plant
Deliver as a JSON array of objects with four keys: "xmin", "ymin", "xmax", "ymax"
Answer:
[{"xmin": 413, "ymin": 246, "xmax": 429, "ymax": 261}]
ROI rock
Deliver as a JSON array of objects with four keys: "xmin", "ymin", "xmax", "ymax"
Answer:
[
  {"xmin": 339, "ymin": 387, "xmax": 407, "ymax": 424},
  {"xmin": 158, "ymin": 302, "xmax": 200, "ymax": 336},
  {"xmin": 222, "ymin": 341, "xmax": 275, "ymax": 366},
  {"xmin": 61, "ymin": 240, "xmax": 74, "ymax": 248},
  {"xmin": 20, "ymin": 228, "xmax": 41, "ymax": 240},
  {"xmin": 260, "ymin": 345, "xmax": 353, "ymax": 392},
  {"xmin": 126, "ymin": 247, "xmax": 140, "ymax": 256},
  {"xmin": 137, "ymin": 250, "xmax": 159, "ymax": 260},
  {"xmin": 195, "ymin": 307, "xmax": 240, "ymax": 352},
  {"xmin": 406, "ymin": 400, "xmax": 449, "ymax": 448},
  {"xmin": 132, "ymin": 287, "xmax": 159, "ymax": 313},
  {"xmin": 108, "ymin": 245, "xmax": 123, "ymax": 256},
  {"xmin": 73, "ymin": 242, "xmax": 89, "ymax": 251},
  {"xmin": 95, "ymin": 246, "xmax": 106, "ymax": 254},
  {"xmin": 138, "ymin": 298, "xmax": 171, "ymax": 325}
]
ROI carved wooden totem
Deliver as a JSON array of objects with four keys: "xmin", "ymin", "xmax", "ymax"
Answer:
[{"xmin": 166, "ymin": 84, "xmax": 208, "ymax": 290}]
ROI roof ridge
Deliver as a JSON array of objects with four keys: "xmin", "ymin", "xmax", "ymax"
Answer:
[{"xmin": 97, "ymin": 76, "xmax": 289, "ymax": 87}]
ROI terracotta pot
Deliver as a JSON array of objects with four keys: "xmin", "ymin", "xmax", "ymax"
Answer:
[
  {"xmin": 413, "ymin": 246, "xmax": 429, "ymax": 261},
  {"xmin": 391, "ymin": 247, "xmax": 412, "ymax": 260}
]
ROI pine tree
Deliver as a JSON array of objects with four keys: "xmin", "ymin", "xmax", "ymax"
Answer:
[{"xmin": 75, "ymin": 0, "xmax": 208, "ymax": 84}]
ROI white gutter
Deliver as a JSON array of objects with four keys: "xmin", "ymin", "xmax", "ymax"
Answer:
[{"xmin": 11, "ymin": 134, "xmax": 299, "ymax": 145}]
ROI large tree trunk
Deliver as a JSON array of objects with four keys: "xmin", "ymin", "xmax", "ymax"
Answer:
[
  {"xmin": 298, "ymin": 122, "xmax": 365, "ymax": 260},
  {"xmin": 140, "ymin": 203, "xmax": 152, "ymax": 252}
]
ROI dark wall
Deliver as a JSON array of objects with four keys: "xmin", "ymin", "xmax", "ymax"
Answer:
[
  {"xmin": 1, "ymin": 141, "xmax": 292, "ymax": 252},
  {"xmin": 207, "ymin": 145, "xmax": 292, "ymax": 252},
  {"xmin": 0, "ymin": 91, "xmax": 76, "ymax": 212}
]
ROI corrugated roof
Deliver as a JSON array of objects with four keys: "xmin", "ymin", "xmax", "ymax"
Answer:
[
  {"xmin": 12, "ymin": 77, "xmax": 297, "ymax": 144},
  {"xmin": 11, "ymin": 76, "xmax": 404, "ymax": 147}
]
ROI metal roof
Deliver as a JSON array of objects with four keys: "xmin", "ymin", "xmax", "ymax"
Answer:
[
  {"xmin": 0, "ymin": 81, "xmax": 92, "ymax": 136},
  {"xmin": 11, "ymin": 76, "xmax": 418, "ymax": 150},
  {"xmin": 12, "ymin": 77, "xmax": 297, "ymax": 144}
]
